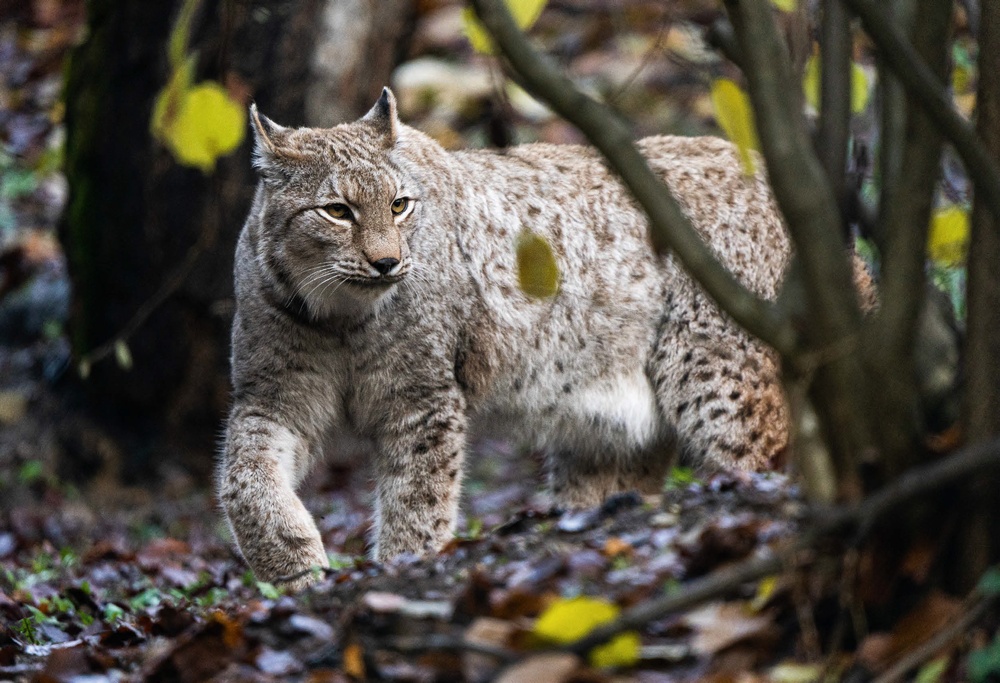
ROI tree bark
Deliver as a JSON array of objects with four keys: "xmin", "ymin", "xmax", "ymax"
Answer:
[{"xmin": 60, "ymin": 0, "xmax": 413, "ymax": 477}]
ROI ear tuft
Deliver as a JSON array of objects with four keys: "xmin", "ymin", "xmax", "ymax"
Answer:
[
  {"xmin": 249, "ymin": 103, "xmax": 289, "ymax": 176},
  {"xmin": 361, "ymin": 87, "xmax": 399, "ymax": 145}
]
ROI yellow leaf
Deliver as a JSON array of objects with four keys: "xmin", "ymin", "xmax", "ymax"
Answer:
[
  {"xmin": 462, "ymin": 0, "xmax": 548, "ymax": 54},
  {"xmin": 154, "ymin": 80, "xmax": 246, "ymax": 173},
  {"xmin": 516, "ymin": 230, "xmax": 559, "ymax": 298},
  {"xmin": 851, "ymin": 63, "xmax": 871, "ymax": 113},
  {"xmin": 533, "ymin": 596, "xmax": 640, "ymax": 669},
  {"xmin": 589, "ymin": 631, "xmax": 640, "ymax": 669},
  {"xmin": 769, "ymin": 662, "xmax": 823, "ymax": 683},
  {"xmin": 770, "ymin": 0, "xmax": 798, "ymax": 11},
  {"xmin": 710, "ymin": 78, "xmax": 759, "ymax": 176},
  {"xmin": 802, "ymin": 55, "xmax": 871, "ymax": 114},
  {"xmin": 534, "ymin": 596, "xmax": 618, "ymax": 643},
  {"xmin": 953, "ymin": 64, "xmax": 973, "ymax": 95},
  {"xmin": 751, "ymin": 575, "xmax": 779, "ymax": 612},
  {"xmin": 928, "ymin": 206, "xmax": 970, "ymax": 266}
]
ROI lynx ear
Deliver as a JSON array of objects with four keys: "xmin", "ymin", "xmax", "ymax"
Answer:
[
  {"xmin": 361, "ymin": 87, "xmax": 399, "ymax": 145},
  {"xmin": 249, "ymin": 103, "xmax": 290, "ymax": 176}
]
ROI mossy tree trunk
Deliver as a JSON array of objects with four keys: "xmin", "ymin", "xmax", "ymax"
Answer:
[{"xmin": 60, "ymin": 0, "xmax": 413, "ymax": 478}]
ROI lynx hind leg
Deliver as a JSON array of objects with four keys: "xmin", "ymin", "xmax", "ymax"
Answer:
[
  {"xmin": 651, "ymin": 289, "xmax": 789, "ymax": 471},
  {"xmin": 547, "ymin": 440, "xmax": 672, "ymax": 509}
]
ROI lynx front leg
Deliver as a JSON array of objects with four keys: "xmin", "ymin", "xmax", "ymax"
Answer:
[
  {"xmin": 372, "ymin": 388, "xmax": 467, "ymax": 561},
  {"xmin": 219, "ymin": 413, "xmax": 328, "ymax": 591},
  {"xmin": 651, "ymin": 288, "xmax": 789, "ymax": 471}
]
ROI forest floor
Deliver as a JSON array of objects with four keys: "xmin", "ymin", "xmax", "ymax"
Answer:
[{"xmin": 1, "ymin": 0, "xmax": 997, "ymax": 681}]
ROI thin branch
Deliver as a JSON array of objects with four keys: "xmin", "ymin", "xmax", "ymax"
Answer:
[
  {"xmin": 867, "ymin": 0, "xmax": 953, "ymax": 476},
  {"xmin": 467, "ymin": 0, "xmax": 798, "ymax": 358},
  {"xmin": 818, "ymin": 0, "xmax": 852, "ymax": 236},
  {"xmin": 842, "ymin": 0, "xmax": 1000, "ymax": 223},
  {"xmin": 724, "ymin": 0, "xmax": 873, "ymax": 484}
]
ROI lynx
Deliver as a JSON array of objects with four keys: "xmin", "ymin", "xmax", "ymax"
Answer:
[{"xmin": 220, "ymin": 88, "xmax": 795, "ymax": 590}]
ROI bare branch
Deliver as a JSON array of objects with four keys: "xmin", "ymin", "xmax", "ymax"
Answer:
[
  {"xmin": 842, "ymin": 0, "xmax": 1000, "ymax": 223},
  {"xmin": 818, "ymin": 0, "xmax": 852, "ymax": 234},
  {"xmin": 467, "ymin": 0, "xmax": 798, "ymax": 358},
  {"xmin": 868, "ymin": 0, "xmax": 953, "ymax": 475},
  {"xmin": 724, "ymin": 0, "xmax": 874, "ymax": 483}
]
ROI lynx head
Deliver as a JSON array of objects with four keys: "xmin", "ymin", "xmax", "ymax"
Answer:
[{"xmin": 249, "ymin": 88, "xmax": 419, "ymax": 319}]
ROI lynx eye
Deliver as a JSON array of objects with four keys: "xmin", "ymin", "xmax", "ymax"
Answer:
[
  {"xmin": 319, "ymin": 203, "xmax": 353, "ymax": 221},
  {"xmin": 390, "ymin": 197, "xmax": 411, "ymax": 216}
]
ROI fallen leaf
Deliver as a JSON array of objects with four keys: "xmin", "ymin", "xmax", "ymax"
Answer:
[
  {"xmin": 464, "ymin": 617, "xmax": 517, "ymax": 681},
  {"xmin": 684, "ymin": 601, "xmax": 777, "ymax": 655},
  {"xmin": 533, "ymin": 595, "xmax": 640, "ymax": 668},
  {"xmin": 495, "ymin": 653, "xmax": 580, "ymax": 683},
  {"xmin": 858, "ymin": 592, "xmax": 962, "ymax": 672},
  {"xmin": 602, "ymin": 537, "xmax": 633, "ymax": 558},
  {"xmin": 342, "ymin": 641, "xmax": 365, "ymax": 679}
]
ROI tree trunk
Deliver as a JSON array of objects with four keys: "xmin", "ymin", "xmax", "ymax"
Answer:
[{"xmin": 60, "ymin": 0, "xmax": 413, "ymax": 478}]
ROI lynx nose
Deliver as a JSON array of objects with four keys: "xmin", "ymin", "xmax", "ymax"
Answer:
[{"xmin": 371, "ymin": 257, "xmax": 399, "ymax": 275}]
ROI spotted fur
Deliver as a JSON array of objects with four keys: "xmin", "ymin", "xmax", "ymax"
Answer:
[{"xmin": 219, "ymin": 89, "xmax": 795, "ymax": 590}]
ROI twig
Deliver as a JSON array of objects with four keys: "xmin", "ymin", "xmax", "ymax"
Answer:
[
  {"xmin": 872, "ymin": 595, "xmax": 996, "ymax": 683},
  {"xmin": 818, "ymin": 0, "xmax": 852, "ymax": 237},
  {"xmin": 841, "ymin": 0, "xmax": 1000, "ymax": 223},
  {"xmin": 467, "ymin": 0, "xmax": 798, "ymax": 358},
  {"xmin": 607, "ymin": 14, "xmax": 671, "ymax": 104},
  {"xmin": 382, "ymin": 634, "xmax": 518, "ymax": 664}
]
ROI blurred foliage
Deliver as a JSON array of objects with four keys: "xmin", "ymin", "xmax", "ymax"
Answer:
[
  {"xmin": 151, "ymin": 0, "xmax": 245, "ymax": 172},
  {"xmin": 462, "ymin": 0, "xmax": 547, "ymax": 54},
  {"xmin": 769, "ymin": 0, "xmax": 799, "ymax": 11},
  {"xmin": 802, "ymin": 55, "xmax": 871, "ymax": 114}
]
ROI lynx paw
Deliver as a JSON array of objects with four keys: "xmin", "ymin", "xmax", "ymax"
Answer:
[{"xmin": 256, "ymin": 535, "xmax": 329, "ymax": 593}]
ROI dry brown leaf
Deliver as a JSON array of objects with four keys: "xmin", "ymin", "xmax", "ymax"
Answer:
[
  {"xmin": 464, "ymin": 617, "xmax": 517, "ymax": 681},
  {"xmin": 857, "ymin": 591, "xmax": 961, "ymax": 672},
  {"xmin": 342, "ymin": 641, "xmax": 366, "ymax": 679},
  {"xmin": 603, "ymin": 537, "xmax": 633, "ymax": 558},
  {"xmin": 683, "ymin": 601, "xmax": 777, "ymax": 655},
  {"xmin": 495, "ymin": 653, "xmax": 581, "ymax": 683}
]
